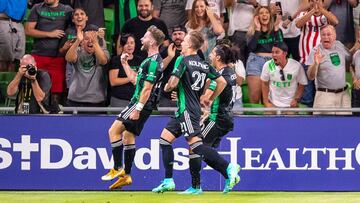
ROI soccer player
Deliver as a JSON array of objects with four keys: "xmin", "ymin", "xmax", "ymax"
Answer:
[
  {"xmin": 180, "ymin": 44, "xmax": 238, "ymax": 194},
  {"xmin": 101, "ymin": 26, "xmax": 165, "ymax": 190},
  {"xmin": 152, "ymin": 31, "xmax": 240, "ymax": 193}
]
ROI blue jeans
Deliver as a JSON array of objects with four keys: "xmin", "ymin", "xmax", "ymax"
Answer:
[
  {"xmin": 300, "ymin": 64, "xmax": 315, "ymax": 107},
  {"xmin": 246, "ymin": 53, "xmax": 272, "ymax": 76}
]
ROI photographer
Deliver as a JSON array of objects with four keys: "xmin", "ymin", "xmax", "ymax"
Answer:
[{"xmin": 7, "ymin": 54, "xmax": 52, "ymax": 114}]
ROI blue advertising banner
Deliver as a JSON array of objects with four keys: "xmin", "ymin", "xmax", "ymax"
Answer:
[{"xmin": 0, "ymin": 115, "xmax": 360, "ymax": 191}]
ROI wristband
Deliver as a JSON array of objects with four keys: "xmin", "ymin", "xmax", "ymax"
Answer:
[{"xmin": 135, "ymin": 102, "xmax": 144, "ymax": 111}]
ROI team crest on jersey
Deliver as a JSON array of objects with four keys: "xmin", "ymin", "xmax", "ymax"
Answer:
[
  {"xmin": 330, "ymin": 53, "xmax": 340, "ymax": 66},
  {"xmin": 287, "ymin": 74, "xmax": 293, "ymax": 81}
]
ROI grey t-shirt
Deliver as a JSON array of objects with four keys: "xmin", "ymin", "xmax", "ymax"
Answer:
[
  {"xmin": 67, "ymin": 48, "xmax": 109, "ymax": 103},
  {"xmin": 28, "ymin": 3, "xmax": 73, "ymax": 57},
  {"xmin": 352, "ymin": 50, "xmax": 360, "ymax": 79},
  {"xmin": 306, "ymin": 41, "xmax": 350, "ymax": 89},
  {"xmin": 153, "ymin": 0, "xmax": 187, "ymax": 34}
]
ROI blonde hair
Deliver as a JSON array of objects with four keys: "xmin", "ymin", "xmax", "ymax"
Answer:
[{"xmin": 147, "ymin": 25, "xmax": 165, "ymax": 46}]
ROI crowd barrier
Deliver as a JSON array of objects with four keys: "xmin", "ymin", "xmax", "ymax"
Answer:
[{"xmin": 0, "ymin": 115, "xmax": 360, "ymax": 191}]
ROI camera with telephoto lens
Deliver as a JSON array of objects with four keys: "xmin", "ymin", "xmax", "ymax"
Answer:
[{"xmin": 26, "ymin": 64, "xmax": 37, "ymax": 76}]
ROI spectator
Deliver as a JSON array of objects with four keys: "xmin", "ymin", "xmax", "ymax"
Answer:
[
  {"xmin": 159, "ymin": 25, "xmax": 187, "ymax": 107},
  {"xmin": 25, "ymin": 0, "xmax": 73, "ymax": 105},
  {"xmin": 59, "ymin": 8, "xmax": 105, "ymax": 89},
  {"xmin": 270, "ymin": 0, "xmax": 302, "ymax": 61},
  {"xmin": 65, "ymin": 30, "xmax": 109, "ymax": 108},
  {"xmin": 328, "ymin": 0, "xmax": 359, "ymax": 47},
  {"xmin": 261, "ymin": 42, "xmax": 307, "ymax": 112},
  {"xmin": 29, "ymin": 0, "xmax": 74, "ymax": 8},
  {"xmin": 186, "ymin": 0, "xmax": 225, "ymax": 60},
  {"xmin": 108, "ymin": 34, "xmax": 142, "ymax": 107},
  {"xmin": 307, "ymin": 25, "xmax": 351, "ymax": 115},
  {"xmin": 246, "ymin": 6, "xmax": 283, "ymax": 104},
  {"xmin": 295, "ymin": 0, "xmax": 338, "ymax": 107},
  {"xmin": 73, "ymin": 0, "xmax": 105, "ymax": 28},
  {"xmin": 121, "ymin": 0, "xmax": 170, "ymax": 60},
  {"xmin": 7, "ymin": 54, "xmax": 52, "ymax": 114},
  {"xmin": 350, "ymin": 37, "xmax": 360, "ymax": 115},
  {"xmin": 226, "ymin": 0, "xmax": 259, "ymax": 64},
  {"xmin": 0, "ymin": 0, "xmax": 27, "ymax": 72},
  {"xmin": 153, "ymin": 0, "xmax": 187, "ymax": 34},
  {"xmin": 231, "ymin": 45, "xmax": 246, "ymax": 113},
  {"xmin": 186, "ymin": 0, "xmax": 226, "ymax": 22}
]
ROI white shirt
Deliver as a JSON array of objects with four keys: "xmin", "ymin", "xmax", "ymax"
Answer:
[
  {"xmin": 261, "ymin": 58, "xmax": 308, "ymax": 107},
  {"xmin": 235, "ymin": 60, "xmax": 246, "ymax": 100},
  {"xmin": 227, "ymin": 1, "xmax": 257, "ymax": 35}
]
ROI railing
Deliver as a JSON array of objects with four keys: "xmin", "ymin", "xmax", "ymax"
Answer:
[{"xmin": 1, "ymin": 106, "xmax": 360, "ymax": 115}]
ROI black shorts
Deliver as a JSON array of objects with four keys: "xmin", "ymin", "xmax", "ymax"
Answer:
[
  {"xmin": 116, "ymin": 103, "xmax": 152, "ymax": 136},
  {"xmin": 165, "ymin": 110, "xmax": 202, "ymax": 140},
  {"xmin": 201, "ymin": 119, "xmax": 230, "ymax": 148}
]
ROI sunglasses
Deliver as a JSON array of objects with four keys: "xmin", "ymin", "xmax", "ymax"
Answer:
[{"xmin": 279, "ymin": 69, "xmax": 285, "ymax": 81}]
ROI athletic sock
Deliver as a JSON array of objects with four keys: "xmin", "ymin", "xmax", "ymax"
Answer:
[
  {"xmin": 111, "ymin": 139, "xmax": 123, "ymax": 170},
  {"xmin": 191, "ymin": 141, "xmax": 228, "ymax": 179},
  {"xmin": 124, "ymin": 144, "xmax": 136, "ymax": 174},
  {"xmin": 189, "ymin": 153, "xmax": 202, "ymax": 189},
  {"xmin": 160, "ymin": 138, "xmax": 174, "ymax": 178}
]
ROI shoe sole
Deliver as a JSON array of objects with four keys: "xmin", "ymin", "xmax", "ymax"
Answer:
[
  {"xmin": 228, "ymin": 164, "xmax": 241, "ymax": 189},
  {"xmin": 109, "ymin": 177, "xmax": 132, "ymax": 190},
  {"xmin": 101, "ymin": 169, "xmax": 125, "ymax": 181},
  {"xmin": 152, "ymin": 186, "xmax": 175, "ymax": 193}
]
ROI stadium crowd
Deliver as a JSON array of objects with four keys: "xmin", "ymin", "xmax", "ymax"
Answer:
[{"xmin": 1, "ymin": 0, "xmax": 360, "ymax": 115}]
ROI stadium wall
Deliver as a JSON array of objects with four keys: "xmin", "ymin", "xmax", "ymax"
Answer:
[{"xmin": 0, "ymin": 115, "xmax": 359, "ymax": 191}]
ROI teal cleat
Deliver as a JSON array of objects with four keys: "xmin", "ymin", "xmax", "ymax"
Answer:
[
  {"xmin": 178, "ymin": 187, "xmax": 203, "ymax": 195},
  {"xmin": 152, "ymin": 178, "xmax": 175, "ymax": 193},
  {"xmin": 223, "ymin": 163, "xmax": 241, "ymax": 194}
]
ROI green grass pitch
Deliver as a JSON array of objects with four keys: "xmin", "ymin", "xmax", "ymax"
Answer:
[{"xmin": 1, "ymin": 191, "xmax": 360, "ymax": 203}]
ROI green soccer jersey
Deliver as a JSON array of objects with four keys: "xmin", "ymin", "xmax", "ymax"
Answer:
[
  {"xmin": 130, "ymin": 53, "xmax": 163, "ymax": 110},
  {"xmin": 172, "ymin": 54, "xmax": 220, "ymax": 118},
  {"xmin": 208, "ymin": 67, "xmax": 237, "ymax": 131}
]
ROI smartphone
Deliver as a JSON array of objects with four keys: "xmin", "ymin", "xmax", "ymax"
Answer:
[{"xmin": 275, "ymin": 2, "xmax": 283, "ymax": 16}]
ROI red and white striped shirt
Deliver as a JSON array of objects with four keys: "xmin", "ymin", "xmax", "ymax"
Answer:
[{"xmin": 296, "ymin": 12, "xmax": 328, "ymax": 64}]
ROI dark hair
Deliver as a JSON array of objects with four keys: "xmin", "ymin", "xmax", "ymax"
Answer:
[
  {"xmin": 214, "ymin": 44, "xmax": 236, "ymax": 64},
  {"xmin": 72, "ymin": 7, "xmax": 87, "ymax": 18},
  {"xmin": 119, "ymin": 33, "xmax": 136, "ymax": 47},
  {"xmin": 137, "ymin": 0, "xmax": 153, "ymax": 4}
]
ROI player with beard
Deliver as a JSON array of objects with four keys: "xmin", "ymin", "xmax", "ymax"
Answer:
[
  {"xmin": 101, "ymin": 26, "xmax": 165, "ymax": 190},
  {"xmin": 121, "ymin": 0, "xmax": 170, "ymax": 60}
]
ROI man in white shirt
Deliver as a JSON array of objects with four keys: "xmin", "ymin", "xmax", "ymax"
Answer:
[{"xmin": 261, "ymin": 42, "xmax": 307, "ymax": 109}]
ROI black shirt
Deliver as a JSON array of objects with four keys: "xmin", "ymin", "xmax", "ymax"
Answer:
[
  {"xmin": 121, "ymin": 17, "xmax": 170, "ymax": 60},
  {"xmin": 209, "ymin": 67, "xmax": 236, "ymax": 131},
  {"xmin": 15, "ymin": 70, "xmax": 52, "ymax": 114},
  {"xmin": 108, "ymin": 54, "xmax": 142, "ymax": 100},
  {"xmin": 74, "ymin": 0, "xmax": 105, "ymax": 27},
  {"xmin": 172, "ymin": 55, "xmax": 220, "ymax": 118},
  {"xmin": 247, "ymin": 30, "xmax": 284, "ymax": 53}
]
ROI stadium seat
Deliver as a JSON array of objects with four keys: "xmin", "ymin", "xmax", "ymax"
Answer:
[
  {"xmin": 0, "ymin": 72, "xmax": 16, "ymax": 107},
  {"xmin": 241, "ymin": 83, "xmax": 250, "ymax": 104},
  {"xmin": 243, "ymin": 103, "xmax": 264, "ymax": 115},
  {"xmin": 104, "ymin": 8, "xmax": 114, "ymax": 53}
]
